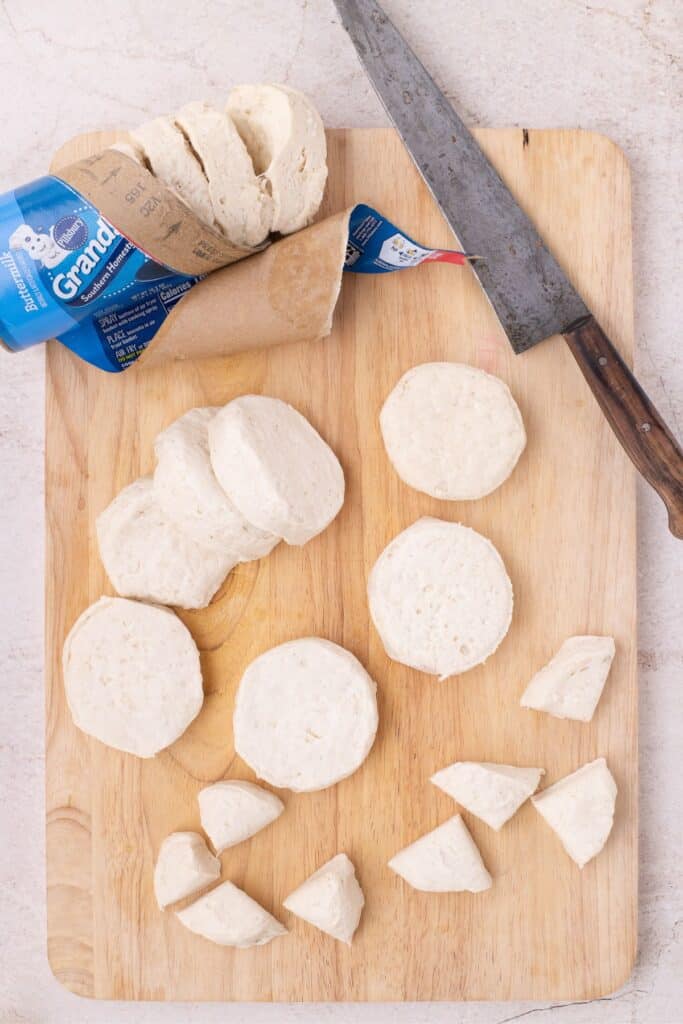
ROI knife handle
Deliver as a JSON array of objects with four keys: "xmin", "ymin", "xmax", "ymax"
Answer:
[{"xmin": 563, "ymin": 315, "xmax": 683, "ymax": 538}]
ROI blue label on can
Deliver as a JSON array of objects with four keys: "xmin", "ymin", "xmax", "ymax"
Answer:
[
  {"xmin": 0, "ymin": 175, "xmax": 199, "ymax": 371},
  {"xmin": 0, "ymin": 183, "xmax": 469, "ymax": 372},
  {"xmin": 344, "ymin": 204, "xmax": 468, "ymax": 273}
]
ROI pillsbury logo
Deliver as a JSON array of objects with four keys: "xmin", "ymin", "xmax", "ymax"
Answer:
[
  {"xmin": 53, "ymin": 214, "xmax": 88, "ymax": 251},
  {"xmin": 51, "ymin": 217, "xmax": 120, "ymax": 300}
]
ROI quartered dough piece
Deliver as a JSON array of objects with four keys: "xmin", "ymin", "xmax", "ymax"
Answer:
[
  {"xmin": 63, "ymin": 596, "xmax": 203, "ymax": 758},
  {"xmin": 131, "ymin": 116, "xmax": 216, "ymax": 227},
  {"xmin": 227, "ymin": 83, "xmax": 327, "ymax": 234},
  {"xmin": 154, "ymin": 832, "xmax": 220, "ymax": 909},
  {"xmin": 368, "ymin": 517, "xmax": 513, "ymax": 679},
  {"xmin": 175, "ymin": 101, "xmax": 272, "ymax": 247},
  {"xmin": 153, "ymin": 407, "xmax": 279, "ymax": 559},
  {"xmin": 176, "ymin": 880, "xmax": 287, "ymax": 948},
  {"xmin": 532, "ymin": 758, "xmax": 617, "ymax": 868},
  {"xmin": 198, "ymin": 780, "xmax": 284, "ymax": 853},
  {"xmin": 388, "ymin": 815, "xmax": 492, "ymax": 893},
  {"xmin": 520, "ymin": 636, "xmax": 616, "ymax": 722},
  {"xmin": 97, "ymin": 476, "xmax": 237, "ymax": 610},
  {"xmin": 208, "ymin": 395, "xmax": 345, "ymax": 546},
  {"xmin": 283, "ymin": 853, "xmax": 364, "ymax": 945},
  {"xmin": 380, "ymin": 362, "xmax": 526, "ymax": 500},
  {"xmin": 233, "ymin": 637, "xmax": 378, "ymax": 792},
  {"xmin": 431, "ymin": 761, "xmax": 544, "ymax": 831}
]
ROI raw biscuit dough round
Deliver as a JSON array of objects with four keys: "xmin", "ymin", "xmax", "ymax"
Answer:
[
  {"xmin": 380, "ymin": 362, "xmax": 526, "ymax": 500},
  {"xmin": 153, "ymin": 407, "xmax": 279, "ymax": 559},
  {"xmin": 233, "ymin": 637, "xmax": 378, "ymax": 792},
  {"xmin": 227, "ymin": 83, "xmax": 327, "ymax": 234},
  {"xmin": 368, "ymin": 517, "xmax": 513, "ymax": 679},
  {"xmin": 208, "ymin": 395, "xmax": 344, "ymax": 546},
  {"xmin": 175, "ymin": 101, "xmax": 272, "ymax": 247},
  {"xmin": 63, "ymin": 596, "xmax": 203, "ymax": 758},
  {"xmin": 97, "ymin": 476, "xmax": 236, "ymax": 610}
]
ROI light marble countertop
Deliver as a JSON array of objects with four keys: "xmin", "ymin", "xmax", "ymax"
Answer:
[{"xmin": 1, "ymin": 1, "xmax": 681, "ymax": 1022}]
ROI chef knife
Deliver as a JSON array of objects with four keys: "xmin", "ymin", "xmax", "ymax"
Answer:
[{"xmin": 333, "ymin": 0, "xmax": 683, "ymax": 537}]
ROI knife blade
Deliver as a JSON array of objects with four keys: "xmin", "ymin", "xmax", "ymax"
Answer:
[{"xmin": 333, "ymin": 0, "xmax": 683, "ymax": 537}]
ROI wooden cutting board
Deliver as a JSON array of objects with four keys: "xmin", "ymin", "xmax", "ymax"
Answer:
[{"xmin": 45, "ymin": 128, "xmax": 637, "ymax": 1002}]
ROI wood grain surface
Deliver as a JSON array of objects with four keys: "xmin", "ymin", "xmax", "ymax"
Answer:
[{"xmin": 45, "ymin": 128, "xmax": 637, "ymax": 1001}]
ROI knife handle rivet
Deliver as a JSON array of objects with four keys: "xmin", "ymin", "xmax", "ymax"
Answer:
[
  {"xmin": 640, "ymin": 422, "xmax": 652, "ymax": 433},
  {"xmin": 598, "ymin": 356, "xmax": 608, "ymax": 366}
]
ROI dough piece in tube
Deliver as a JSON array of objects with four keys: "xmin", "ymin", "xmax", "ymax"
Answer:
[
  {"xmin": 175, "ymin": 101, "xmax": 272, "ymax": 247},
  {"xmin": 131, "ymin": 116, "xmax": 216, "ymax": 227},
  {"xmin": 227, "ymin": 84, "xmax": 327, "ymax": 234},
  {"xmin": 208, "ymin": 395, "xmax": 344, "ymax": 546},
  {"xmin": 108, "ymin": 138, "xmax": 146, "ymax": 165}
]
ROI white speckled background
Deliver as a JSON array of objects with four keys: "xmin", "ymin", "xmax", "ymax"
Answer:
[{"xmin": 1, "ymin": 1, "xmax": 681, "ymax": 1021}]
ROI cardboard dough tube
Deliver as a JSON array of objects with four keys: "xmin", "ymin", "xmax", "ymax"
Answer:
[
  {"xmin": 57, "ymin": 148, "xmax": 260, "ymax": 274},
  {"xmin": 49, "ymin": 134, "xmax": 348, "ymax": 369},
  {"xmin": 136, "ymin": 208, "xmax": 351, "ymax": 368}
]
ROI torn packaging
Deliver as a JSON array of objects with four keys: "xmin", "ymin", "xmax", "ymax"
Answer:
[{"xmin": 136, "ymin": 208, "xmax": 351, "ymax": 367}]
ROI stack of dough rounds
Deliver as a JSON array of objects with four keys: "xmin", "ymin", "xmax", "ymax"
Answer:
[
  {"xmin": 120, "ymin": 83, "xmax": 326, "ymax": 248},
  {"xmin": 131, "ymin": 116, "xmax": 217, "ymax": 230},
  {"xmin": 380, "ymin": 362, "xmax": 526, "ymax": 500},
  {"xmin": 368, "ymin": 517, "xmax": 513, "ymax": 679},
  {"xmin": 233, "ymin": 637, "xmax": 378, "ymax": 792},
  {"xmin": 96, "ymin": 476, "xmax": 237, "ymax": 611},
  {"xmin": 153, "ymin": 406, "xmax": 278, "ymax": 558},
  {"xmin": 62, "ymin": 596, "xmax": 203, "ymax": 758},
  {"xmin": 95, "ymin": 397, "xmax": 344, "ymax": 611},
  {"xmin": 208, "ymin": 395, "xmax": 345, "ymax": 546}
]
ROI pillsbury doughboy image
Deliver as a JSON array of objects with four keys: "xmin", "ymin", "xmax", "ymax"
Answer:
[{"xmin": 9, "ymin": 223, "xmax": 70, "ymax": 269}]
